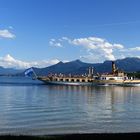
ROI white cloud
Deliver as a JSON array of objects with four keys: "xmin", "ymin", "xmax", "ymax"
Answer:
[
  {"xmin": 49, "ymin": 37, "xmax": 124, "ymax": 61},
  {"xmin": 49, "ymin": 39, "xmax": 62, "ymax": 47},
  {"xmin": 0, "ymin": 29, "xmax": 15, "ymax": 39},
  {"xmin": 58, "ymin": 36, "xmax": 125, "ymax": 62},
  {"xmin": 49, "ymin": 36, "xmax": 140, "ymax": 63},
  {"xmin": 0, "ymin": 54, "xmax": 60, "ymax": 69},
  {"xmin": 118, "ymin": 47, "xmax": 140, "ymax": 58},
  {"xmin": 129, "ymin": 47, "xmax": 140, "ymax": 51},
  {"xmin": 61, "ymin": 37, "xmax": 71, "ymax": 43},
  {"xmin": 70, "ymin": 37, "xmax": 126, "ymax": 61},
  {"xmin": 113, "ymin": 44, "xmax": 124, "ymax": 49},
  {"xmin": 80, "ymin": 52, "xmax": 104, "ymax": 62}
]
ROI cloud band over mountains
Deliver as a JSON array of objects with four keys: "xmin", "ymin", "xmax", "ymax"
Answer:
[
  {"xmin": 49, "ymin": 36, "xmax": 140, "ymax": 63},
  {"xmin": 0, "ymin": 54, "xmax": 60, "ymax": 69}
]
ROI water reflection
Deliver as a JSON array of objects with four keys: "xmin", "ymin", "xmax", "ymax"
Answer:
[
  {"xmin": 0, "ymin": 82, "xmax": 140, "ymax": 134},
  {"xmin": 46, "ymin": 85, "xmax": 139, "ymax": 105}
]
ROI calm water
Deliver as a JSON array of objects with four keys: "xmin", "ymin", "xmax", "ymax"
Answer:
[{"xmin": 0, "ymin": 77, "xmax": 140, "ymax": 135}]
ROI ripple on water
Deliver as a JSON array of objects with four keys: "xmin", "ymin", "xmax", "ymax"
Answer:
[{"xmin": 0, "ymin": 77, "xmax": 140, "ymax": 134}]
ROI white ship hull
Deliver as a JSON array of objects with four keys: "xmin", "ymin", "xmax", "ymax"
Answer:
[
  {"xmin": 41, "ymin": 80, "xmax": 93, "ymax": 86},
  {"xmin": 39, "ymin": 78, "xmax": 140, "ymax": 86}
]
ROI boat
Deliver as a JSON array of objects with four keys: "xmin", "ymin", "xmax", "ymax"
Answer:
[{"xmin": 36, "ymin": 61, "xmax": 140, "ymax": 86}]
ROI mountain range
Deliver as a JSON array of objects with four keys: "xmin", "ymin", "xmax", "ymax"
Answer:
[
  {"xmin": 0, "ymin": 66, "xmax": 24, "ymax": 76},
  {"xmin": 1, "ymin": 57, "xmax": 140, "ymax": 76},
  {"xmin": 32, "ymin": 57, "xmax": 140, "ymax": 76}
]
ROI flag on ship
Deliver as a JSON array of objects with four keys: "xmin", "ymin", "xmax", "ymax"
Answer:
[{"xmin": 24, "ymin": 68, "xmax": 34, "ymax": 76}]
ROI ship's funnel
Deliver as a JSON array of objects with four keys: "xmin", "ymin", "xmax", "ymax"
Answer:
[
  {"xmin": 112, "ymin": 61, "xmax": 116, "ymax": 74},
  {"xmin": 88, "ymin": 67, "xmax": 94, "ymax": 77}
]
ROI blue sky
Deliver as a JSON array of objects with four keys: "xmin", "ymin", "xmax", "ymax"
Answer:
[{"xmin": 0, "ymin": 0, "xmax": 140, "ymax": 68}]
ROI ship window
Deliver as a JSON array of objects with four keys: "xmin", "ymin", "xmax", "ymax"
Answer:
[
  {"xmin": 103, "ymin": 77, "xmax": 106, "ymax": 80},
  {"xmin": 71, "ymin": 79, "xmax": 74, "ymax": 82},
  {"xmin": 60, "ymin": 79, "xmax": 63, "ymax": 81},
  {"xmin": 82, "ymin": 79, "xmax": 85, "ymax": 82},
  {"xmin": 109, "ymin": 78, "xmax": 115, "ymax": 80},
  {"xmin": 66, "ymin": 79, "xmax": 69, "ymax": 82},
  {"xmin": 77, "ymin": 79, "xmax": 80, "ymax": 82},
  {"xmin": 95, "ymin": 77, "xmax": 99, "ymax": 80}
]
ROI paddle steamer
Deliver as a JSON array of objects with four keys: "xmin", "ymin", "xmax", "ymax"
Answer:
[{"xmin": 37, "ymin": 62, "xmax": 140, "ymax": 86}]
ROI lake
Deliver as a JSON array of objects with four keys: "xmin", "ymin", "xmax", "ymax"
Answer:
[{"xmin": 0, "ymin": 76, "xmax": 140, "ymax": 135}]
